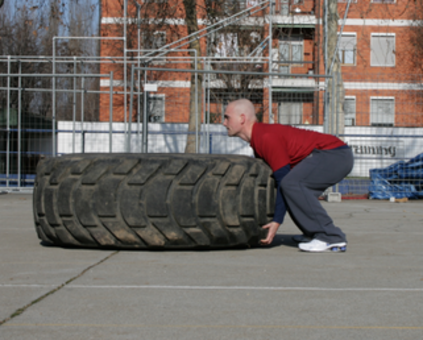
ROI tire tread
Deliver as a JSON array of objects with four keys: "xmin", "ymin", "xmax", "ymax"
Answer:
[{"xmin": 33, "ymin": 154, "xmax": 274, "ymax": 249}]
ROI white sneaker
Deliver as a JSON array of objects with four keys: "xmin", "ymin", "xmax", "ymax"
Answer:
[
  {"xmin": 298, "ymin": 239, "xmax": 347, "ymax": 253},
  {"xmin": 292, "ymin": 235, "xmax": 312, "ymax": 243}
]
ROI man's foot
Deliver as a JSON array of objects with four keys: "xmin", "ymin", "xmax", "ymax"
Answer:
[
  {"xmin": 298, "ymin": 239, "xmax": 347, "ymax": 253},
  {"xmin": 292, "ymin": 235, "xmax": 312, "ymax": 243}
]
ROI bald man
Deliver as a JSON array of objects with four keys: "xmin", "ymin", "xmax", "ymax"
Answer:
[{"xmin": 223, "ymin": 99, "xmax": 353, "ymax": 252}]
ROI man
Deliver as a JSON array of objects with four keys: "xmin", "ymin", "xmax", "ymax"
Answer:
[{"xmin": 223, "ymin": 99, "xmax": 353, "ymax": 252}]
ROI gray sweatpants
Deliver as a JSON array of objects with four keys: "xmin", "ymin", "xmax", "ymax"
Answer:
[{"xmin": 280, "ymin": 148, "xmax": 354, "ymax": 244}]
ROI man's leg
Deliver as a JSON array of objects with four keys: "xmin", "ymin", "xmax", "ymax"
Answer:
[{"xmin": 280, "ymin": 148, "xmax": 353, "ymax": 244}]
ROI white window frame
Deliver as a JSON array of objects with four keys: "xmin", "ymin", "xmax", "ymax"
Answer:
[
  {"xmin": 214, "ymin": 32, "xmax": 239, "ymax": 58},
  {"xmin": 148, "ymin": 94, "xmax": 165, "ymax": 123},
  {"xmin": 279, "ymin": 0, "xmax": 304, "ymax": 16},
  {"xmin": 370, "ymin": 33, "xmax": 395, "ymax": 67},
  {"xmin": 344, "ymin": 96, "xmax": 356, "ymax": 126},
  {"xmin": 278, "ymin": 38, "xmax": 304, "ymax": 75},
  {"xmin": 370, "ymin": 96, "xmax": 395, "ymax": 127},
  {"xmin": 338, "ymin": 33, "xmax": 357, "ymax": 66}
]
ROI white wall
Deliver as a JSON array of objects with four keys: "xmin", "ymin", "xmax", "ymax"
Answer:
[
  {"xmin": 57, "ymin": 122, "xmax": 423, "ymax": 178},
  {"xmin": 343, "ymin": 126, "xmax": 423, "ymax": 177},
  {"xmin": 57, "ymin": 121, "xmax": 254, "ymax": 156}
]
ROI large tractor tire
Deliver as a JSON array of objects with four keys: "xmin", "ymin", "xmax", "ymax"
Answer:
[{"xmin": 33, "ymin": 153, "xmax": 275, "ymax": 249}]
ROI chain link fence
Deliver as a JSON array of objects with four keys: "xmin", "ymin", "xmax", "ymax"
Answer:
[{"xmin": 1, "ymin": 55, "xmax": 423, "ymax": 200}]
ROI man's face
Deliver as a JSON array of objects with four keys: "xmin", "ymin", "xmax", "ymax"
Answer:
[{"xmin": 223, "ymin": 105, "xmax": 242, "ymax": 137}]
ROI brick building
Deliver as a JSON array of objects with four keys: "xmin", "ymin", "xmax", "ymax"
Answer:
[{"xmin": 99, "ymin": 0, "xmax": 423, "ymax": 129}]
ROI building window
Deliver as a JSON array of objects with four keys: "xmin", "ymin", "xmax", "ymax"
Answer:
[
  {"xmin": 278, "ymin": 102, "xmax": 303, "ymax": 125},
  {"xmin": 148, "ymin": 95, "xmax": 165, "ymax": 123},
  {"xmin": 142, "ymin": 31, "xmax": 166, "ymax": 50},
  {"xmin": 344, "ymin": 97, "xmax": 356, "ymax": 126},
  {"xmin": 370, "ymin": 97, "xmax": 394, "ymax": 127},
  {"xmin": 221, "ymin": 0, "xmax": 254, "ymax": 15},
  {"xmin": 371, "ymin": 34, "xmax": 395, "ymax": 67},
  {"xmin": 141, "ymin": 31, "xmax": 166, "ymax": 64},
  {"xmin": 279, "ymin": 0, "xmax": 303, "ymax": 16},
  {"xmin": 278, "ymin": 37, "xmax": 303, "ymax": 75},
  {"xmin": 338, "ymin": 34, "xmax": 356, "ymax": 65},
  {"xmin": 209, "ymin": 31, "xmax": 262, "ymax": 58},
  {"xmin": 214, "ymin": 33, "xmax": 239, "ymax": 57},
  {"xmin": 246, "ymin": 0, "xmax": 259, "ymax": 8}
]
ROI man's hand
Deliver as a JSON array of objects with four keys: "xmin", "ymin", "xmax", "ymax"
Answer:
[{"xmin": 260, "ymin": 221, "xmax": 280, "ymax": 245}]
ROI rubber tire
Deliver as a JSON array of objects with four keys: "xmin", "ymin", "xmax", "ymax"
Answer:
[{"xmin": 33, "ymin": 153, "xmax": 275, "ymax": 249}]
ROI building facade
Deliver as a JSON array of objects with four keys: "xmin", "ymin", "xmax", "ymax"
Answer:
[{"xmin": 99, "ymin": 0, "xmax": 423, "ymax": 130}]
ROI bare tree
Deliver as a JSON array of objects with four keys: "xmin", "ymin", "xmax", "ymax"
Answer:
[
  {"xmin": 102, "ymin": 0, "xmax": 266, "ymax": 152},
  {"xmin": 59, "ymin": 1, "xmax": 100, "ymax": 121},
  {"xmin": 204, "ymin": 0, "xmax": 266, "ymax": 123},
  {"xmin": 0, "ymin": 0, "xmax": 99, "ymax": 120},
  {"xmin": 181, "ymin": 0, "xmax": 203, "ymax": 153},
  {"xmin": 326, "ymin": 0, "xmax": 344, "ymax": 136},
  {"xmin": 0, "ymin": 4, "xmax": 52, "ymax": 116}
]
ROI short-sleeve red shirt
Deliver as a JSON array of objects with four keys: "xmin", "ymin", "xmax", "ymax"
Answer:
[{"xmin": 250, "ymin": 123, "xmax": 347, "ymax": 172}]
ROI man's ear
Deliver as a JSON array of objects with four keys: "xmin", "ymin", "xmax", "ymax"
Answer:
[{"xmin": 240, "ymin": 113, "xmax": 246, "ymax": 124}]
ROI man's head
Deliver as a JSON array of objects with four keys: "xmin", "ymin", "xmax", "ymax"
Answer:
[{"xmin": 223, "ymin": 99, "xmax": 257, "ymax": 142}]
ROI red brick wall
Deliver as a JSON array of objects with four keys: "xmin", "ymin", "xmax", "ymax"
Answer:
[{"xmin": 99, "ymin": 0, "xmax": 423, "ymax": 127}]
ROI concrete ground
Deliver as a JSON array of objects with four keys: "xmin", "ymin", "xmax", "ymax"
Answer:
[{"xmin": 0, "ymin": 193, "xmax": 422, "ymax": 340}]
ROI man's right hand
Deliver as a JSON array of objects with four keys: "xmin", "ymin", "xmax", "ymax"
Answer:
[{"xmin": 260, "ymin": 221, "xmax": 280, "ymax": 245}]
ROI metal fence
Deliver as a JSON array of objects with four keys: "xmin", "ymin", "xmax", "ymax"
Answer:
[
  {"xmin": 1, "ymin": 55, "xmax": 423, "ymax": 200},
  {"xmin": 338, "ymin": 73, "xmax": 423, "ymax": 199}
]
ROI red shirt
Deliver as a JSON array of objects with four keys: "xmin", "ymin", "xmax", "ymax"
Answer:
[{"xmin": 250, "ymin": 123, "xmax": 347, "ymax": 172}]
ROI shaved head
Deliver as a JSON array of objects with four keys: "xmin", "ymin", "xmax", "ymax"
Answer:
[
  {"xmin": 223, "ymin": 98, "xmax": 257, "ymax": 142},
  {"xmin": 226, "ymin": 99, "xmax": 257, "ymax": 123}
]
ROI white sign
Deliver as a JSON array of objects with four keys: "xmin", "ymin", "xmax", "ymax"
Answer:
[{"xmin": 348, "ymin": 139, "xmax": 404, "ymax": 159}]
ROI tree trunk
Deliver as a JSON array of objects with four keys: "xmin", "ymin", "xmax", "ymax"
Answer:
[
  {"xmin": 326, "ymin": 0, "xmax": 345, "ymax": 138},
  {"xmin": 183, "ymin": 0, "xmax": 203, "ymax": 153}
]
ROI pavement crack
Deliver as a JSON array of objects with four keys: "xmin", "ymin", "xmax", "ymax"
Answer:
[{"xmin": 0, "ymin": 250, "xmax": 119, "ymax": 327}]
